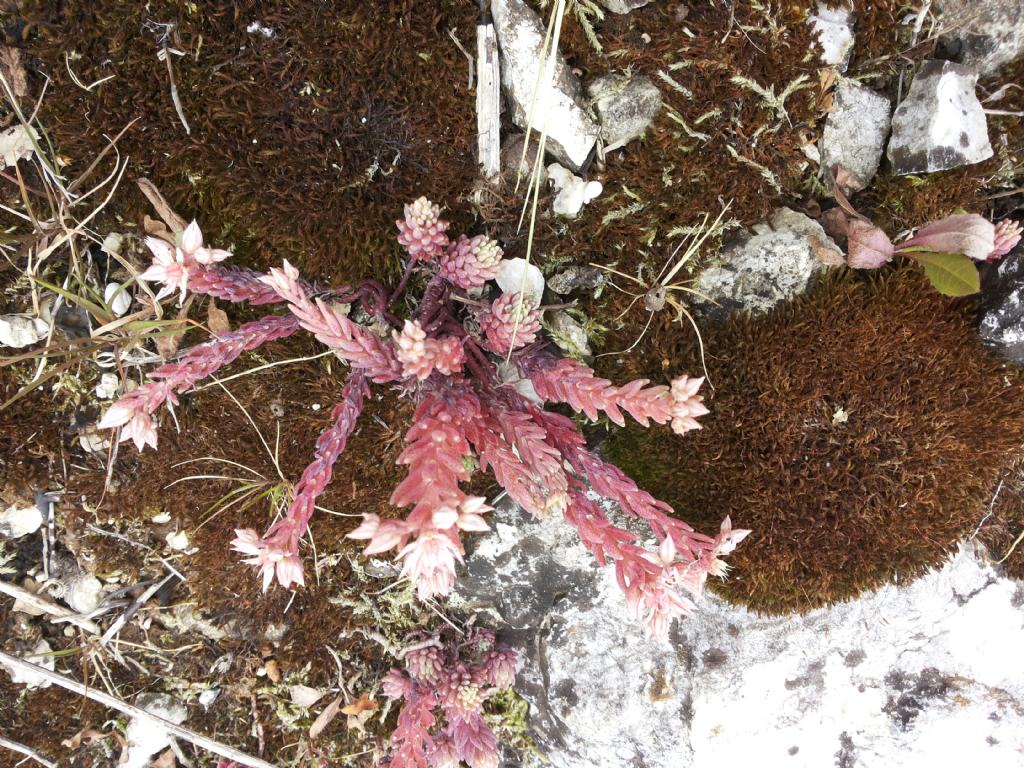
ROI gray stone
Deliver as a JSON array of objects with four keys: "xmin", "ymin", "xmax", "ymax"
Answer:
[
  {"xmin": 545, "ymin": 310, "xmax": 593, "ymax": 360},
  {"xmin": 821, "ymin": 78, "xmax": 891, "ymax": 191},
  {"xmin": 588, "ymin": 72, "xmax": 662, "ymax": 151},
  {"xmin": 887, "ymin": 60, "xmax": 993, "ymax": 175},
  {"xmin": 937, "ymin": 0, "xmax": 1024, "ymax": 74},
  {"xmin": 547, "ymin": 265, "xmax": 604, "ymax": 295},
  {"xmin": 492, "ymin": 0, "xmax": 600, "ymax": 170},
  {"xmin": 124, "ymin": 693, "xmax": 188, "ymax": 768},
  {"xmin": 694, "ymin": 208, "xmax": 842, "ymax": 319},
  {"xmin": 454, "ymin": 502, "xmax": 1024, "ymax": 768},
  {"xmin": 979, "ymin": 247, "xmax": 1024, "ymax": 365},
  {"xmin": 809, "ymin": 4, "xmax": 856, "ymax": 71},
  {"xmin": 595, "ymin": 0, "xmax": 650, "ymax": 13}
]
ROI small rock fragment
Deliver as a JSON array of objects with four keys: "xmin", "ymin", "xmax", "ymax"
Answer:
[
  {"xmin": 65, "ymin": 573, "xmax": 103, "ymax": 614},
  {"xmin": 496, "ymin": 258, "xmax": 546, "ymax": 307},
  {"xmin": 936, "ymin": 0, "xmax": 1024, "ymax": 74},
  {"xmin": 0, "ymin": 124, "xmax": 39, "ymax": 168},
  {"xmin": 887, "ymin": 60, "xmax": 993, "ymax": 175},
  {"xmin": 979, "ymin": 246, "xmax": 1024, "ymax": 365},
  {"xmin": 808, "ymin": 4, "xmax": 855, "ymax": 71},
  {"xmin": 500, "ymin": 133, "xmax": 547, "ymax": 187},
  {"xmin": 0, "ymin": 315, "xmax": 47, "ymax": 349},
  {"xmin": 547, "ymin": 163, "xmax": 603, "ymax": 218},
  {"xmin": 546, "ymin": 310, "xmax": 593, "ymax": 360},
  {"xmin": 492, "ymin": 0, "xmax": 600, "ymax": 170},
  {"xmin": 694, "ymin": 208, "xmax": 841, "ymax": 318},
  {"xmin": 588, "ymin": 72, "xmax": 662, "ymax": 152},
  {"xmin": 101, "ymin": 232, "xmax": 125, "ymax": 257},
  {"xmin": 0, "ymin": 502, "xmax": 43, "ymax": 538},
  {"xmin": 821, "ymin": 78, "xmax": 891, "ymax": 192},
  {"xmin": 1, "ymin": 639, "xmax": 54, "ymax": 689},
  {"xmin": 165, "ymin": 530, "xmax": 190, "ymax": 551},
  {"xmin": 595, "ymin": 0, "xmax": 650, "ymax": 13},
  {"xmin": 548, "ymin": 265, "xmax": 605, "ymax": 295},
  {"xmin": 124, "ymin": 694, "xmax": 188, "ymax": 768},
  {"xmin": 95, "ymin": 372, "xmax": 120, "ymax": 400}
]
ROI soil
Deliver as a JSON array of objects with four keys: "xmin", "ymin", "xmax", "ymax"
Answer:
[{"xmin": 1, "ymin": 1, "xmax": 1023, "ymax": 766}]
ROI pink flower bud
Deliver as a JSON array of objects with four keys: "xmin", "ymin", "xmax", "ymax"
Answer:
[
  {"xmin": 441, "ymin": 234, "xmax": 503, "ymax": 289},
  {"xmin": 396, "ymin": 197, "xmax": 449, "ymax": 261},
  {"xmin": 669, "ymin": 375, "xmax": 709, "ymax": 435},
  {"xmin": 989, "ymin": 219, "xmax": 1022, "ymax": 261},
  {"xmin": 479, "ymin": 292, "xmax": 542, "ymax": 354}
]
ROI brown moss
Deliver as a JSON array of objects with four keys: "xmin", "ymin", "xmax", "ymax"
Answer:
[
  {"xmin": 602, "ymin": 269, "xmax": 1024, "ymax": 614},
  {"xmin": 978, "ymin": 463, "xmax": 1024, "ymax": 581},
  {"xmin": 19, "ymin": 0, "xmax": 481, "ymax": 283}
]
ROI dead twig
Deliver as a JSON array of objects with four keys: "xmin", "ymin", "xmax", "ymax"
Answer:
[
  {"xmin": 0, "ymin": 651, "xmax": 277, "ymax": 768},
  {"xmin": 0, "ymin": 735, "xmax": 57, "ymax": 768},
  {"xmin": 0, "ymin": 579, "xmax": 102, "ymax": 635},
  {"xmin": 161, "ymin": 47, "xmax": 190, "ymax": 135}
]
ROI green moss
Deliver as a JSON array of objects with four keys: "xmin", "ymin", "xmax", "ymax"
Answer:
[{"xmin": 604, "ymin": 269, "xmax": 1024, "ymax": 614}]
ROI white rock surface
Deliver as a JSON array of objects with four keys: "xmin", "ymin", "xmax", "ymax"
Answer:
[
  {"xmin": 0, "ymin": 315, "xmax": 48, "ymax": 348},
  {"xmin": 887, "ymin": 60, "xmax": 993, "ymax": 175},
  {"xmin": 123, "ymin": 693, "xmax": 188, "ymax": 768},
  {"xmin": 1, "ymin": 639, "xmax": 55, "ymax": 689},
  {"xmin": 821, "ymin": 78, "xmax": 892, "ymax": 191},
  {"xmin": 492, "ymin": 0, "xmax": 600, "ymax": 170},
  {"xmin": 65, "ymin": 573, "xmax": 104, "ymax": 614},
  {"xmin": 595, "ymin": 0, "xmax": 650, "ymax": 13},
  {"xmin": 0, "ymin": 124, "xmax": 39, "ymax": 168},
  {"xmin": 0, "ymin": 502, "xmax": 43, "ymax": 538},
  {"xmin": 588, "ymin": 72, "xmax": 663, "ymax": 152},
  {"xmin": 809, "ymin": 4, "xmax": 855, "ymax": 71},
  {"xmin": 936, "ymin": 0, "xmax": 1024, "ymax": 74},
  {"xmin": 456, "ymin": 503, "xmax": 1024, "ymax": 768},
  {"xmin": 496, "ymin": 258, "xmax": 546, "ymax": 307},
  {"xmin": 694, "ymin": 208, "xmax": 842, "ymax": 317},
  {"xmin": 547, "ymin": 163, "xmax": 603, "ymax": 217}
]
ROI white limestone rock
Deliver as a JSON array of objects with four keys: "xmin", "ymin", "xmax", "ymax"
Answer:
[
  {"xmin": 455, "ymin": 500, "xmax": 1024, "ymax": 768},
  {"xmin": 588, "ymin": 71, "xmax": 663, "ymax": 151},
  {"xmin": 496, "ymin": 258, "xmax": 545, "ymax": 307},
  {"xmin": 821, "ymin": 78, "xmax": 892, "ymax": 191},
  {"xmin": 936, "ymin": 0, "xmax": 1024, "ymax": 74},
  {"xmin": 492, "ymin": 0, "xmax": 600, "ymax": 170},
  {"xmin": 0, "ymin": 502, "xmax": 42, "ymax": 538},
  {"xmin": 694, "ymin": 208, "xmax": 842, "ymax": 318},
  {"xmin": 0, "ymin": 315, "xmax": 48, "ymax": 349},
  {"xmin": 123, "ymin": 693, "xmax": 188, "ymax": 768},
  {"xmin": 1, "ymin": 639, "xmax": 54, "ymax": 689},
  {"xmin": 547, "ymin": 163, "xmax": 602, "ymax": 217},
  {"xmin": 595, "ymin": 0, "xmax": 649, "ymax": 13},
  {"xmin": 809, "ymin": 4, "xmax": 855, "ymax": 71},
  {"xmin": 887, "ymin": 60, "xmax": 993, "ymax": 175}
]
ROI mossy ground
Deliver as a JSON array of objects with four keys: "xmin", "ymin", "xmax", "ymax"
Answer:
[
  {"xmin": 2, "ymin": 0, "xmax": 1024, "ymax": 763},
  {"xmin": 603, "ymin": 270, "xmax": 1024, "ymax": 614}
]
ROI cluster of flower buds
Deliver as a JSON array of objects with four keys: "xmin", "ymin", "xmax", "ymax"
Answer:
[
  {"xmin": 381, "ymin": 630, "xmax": 516, "ymax": 768},
  {"xmin": 393, "ymin": 320, "xmax": 466, "ymax": 380},
  {"xmin": 141, "ymin": 220, "xmax": 232, "ymax": 303},
  {"xmin": 397, "ymin": 197, "xmax": 450, "ymax": 261},
  {"xmin": 441, "ymin": 234, "xmax": 504, "ymax": 290}
]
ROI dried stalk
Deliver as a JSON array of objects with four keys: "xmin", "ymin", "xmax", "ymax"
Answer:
[
  {"xmin": 0, "ymin": 651, "xmax": 276, "ymax": 768},
  {"xmin": 0, "ymin": 579, "xmax": 101, "ymax": 635}
]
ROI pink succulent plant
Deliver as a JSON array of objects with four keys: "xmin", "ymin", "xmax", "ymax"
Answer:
[
  {"xmin": 990, "ymin": 219, "xmax": 1023, "ymax": 261},
  {"xmin": 100, "ymin": 198, "xmax": 739, "ymax": 645}
]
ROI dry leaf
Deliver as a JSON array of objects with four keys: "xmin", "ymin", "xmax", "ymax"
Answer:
[
  {"xmin": 0, "ymin": 46, "xmax": 28, "ymax": 102},
  {"xmin": 155, "ymin": 300, "xmax": 192, "ymax": 359},
  {"xmin": 143, "ymin": 215, "xmax": 175, "ymax": 242},
  {"xmin": 151, "ymin": 748, "xmax": 178, "ymax": 768},
  {"xmin": 263, "ymin": 658, "xmax": 281, "ymax": 683},
  {"xmin": 207, "ymin": 300, "xmax": 231, "ymax": 335},
  {"xmin": 61, "ymin": 728, "xmax": 109, "ymax": 750},
  {"xmin": 137, "ymin": 177, "xmax": 187, "ymax": 233},
  {"xmin": 342, "ymin": 693, "xmax": 379, "ymax": 734},
  {"xmin": 309, "ymin": 695, "xmax": 343, "ymax": 739}
]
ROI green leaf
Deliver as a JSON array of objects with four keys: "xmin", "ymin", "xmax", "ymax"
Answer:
[{"xmin": 912, "ymin": 251, "xmax": 980, "ymax": 297}]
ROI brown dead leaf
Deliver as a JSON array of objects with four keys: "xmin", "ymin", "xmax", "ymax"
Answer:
[
  {"xmin": 143, "ymin": 215, "xmax": 175, "ymax": 243},
  {"xmin": 263, "ymin": 658, "xmax": 281, "ymax": 683},
  {"xmin": 0, "ymin": 46, "xmax": 28, "ymax": 105},
  {"xmin": 309, "ymin": 695, "xmax": 343, "ymax": 740},
  {"xmin": 155, "ymin": 299, "xmax": 193, "ymax": 359},
  {"xmin": 342, "ymin": 693, "xmax": 379, "ymax": 734},
  {"xmin": 137, "ymin": 178, "xmax": 187, "ymax": 233},
  {"xmin": 151, "ymin": 748, "xmax": 178, "ymax": 768},
  {"xmin": 61, "ymin": 728, "xmax": 109, "ymax": 750},
  {"xmin": 207, "ymin": 300, "xmax": 231, "ymax": 335}
]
